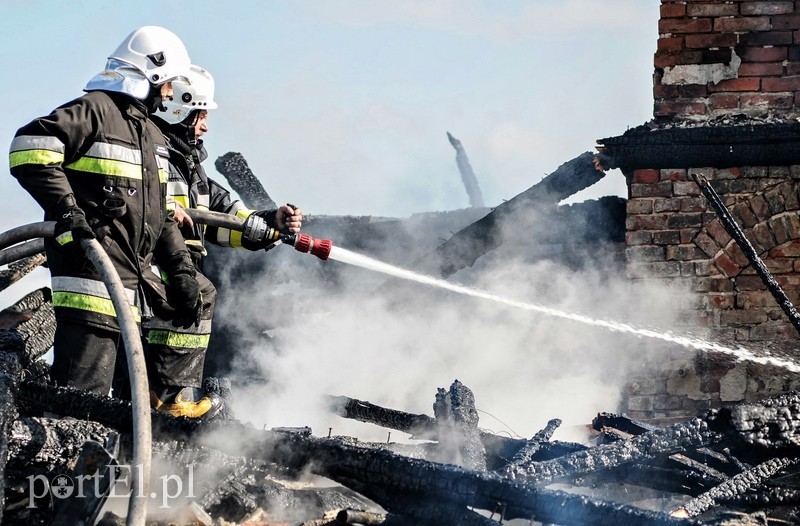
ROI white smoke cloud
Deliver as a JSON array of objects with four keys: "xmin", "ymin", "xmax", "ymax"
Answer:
[{"xmin": 218, "ymin": 220, "xmax": 690, "ymax": 447}]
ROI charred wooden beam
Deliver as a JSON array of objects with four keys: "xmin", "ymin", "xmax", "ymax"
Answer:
[
  {"xmin": 710, "ymin": 392, "xmax": 800, "ymax": 450},
  {"xmin": 672, "ymin": 457, "xmax": 798, "ymax": 518},
  {"xmin": 506, "ymin": 417, "xmax": 724, "ymax": 484},
  {"xmin": 579, "ymin": 463, "xmax": 715, "ymax": 497},
  {"xmin": 327, "ymin": 394, "xmax": 532, "ymax": 471},
  {"xmin": 0, "ymin": 287, "xmax": 56, "ymax": 367},
  {"xmin": 592, "ymin": 412, "xmax": 658, "ymax": 436},
  {"xmin": 213, "ymin": 152, "xmax": 277, "ymax": 211},
  {"xmin": 596, "ymin": 122, "xmax": 800, "ymax": 170},
  {"xmin": 327, "ymin": 394, "xmax": 438, "ymax": 438},
  {"xmin": 666, "ymin": 453, "xmax": 728, "ymax": 485},
  {"xmin": 0, "ymin": 253, "xmax": 46, "ymax": 293},
  {"xmin": 413, "ymin": 151, "xmax": 605, "ymax": 277},
  {"xmin": 500, "ymin": 418, "xmax": 561, "ymax": 475}
]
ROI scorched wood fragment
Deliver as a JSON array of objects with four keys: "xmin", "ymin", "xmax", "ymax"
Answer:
[
  {"xmin": 0, "ymin": 287, "xmax": 55, "ymax": 367},
  {"xmin": 18, "ymin": 383, "xmax": 696, "ymax": 525},
  {"xmin": 414, "ymin": 151, "xmax": 606, "ymax": 277},
  {"xmin": 505, "ymin": 417, "xmax": 724, "ymax": 484},
  {"xmin": 500, "ymin": 418, "xmax": 562, "ymax": 476},
  {"xmin": 432, "ymin": 380, "xmax": 486, "ymax": 471},
  {"xmin": 712, "ymin": 392, "xmax": 800, "ymax": 449},
  {"xmin": 672, "ymin": 457, "xmax": 799, "ymax": 518},
  {"xmin": 7, "ymin": 417, "xmax": 117, "ymax": 471},
  {"xmin": 214, "ymin": 152, "xmax": 277, "ymax": 211},
  {"xmin": 327, "ymin": 394, "xmax": 438, "ymax": 439},
  {"xmin": 0, "ymin": 351, "xmax": 20, "ymax": 525},
  {"xmin": 0, "ymin": 253, "xmax": 45, "ymax": 293}
]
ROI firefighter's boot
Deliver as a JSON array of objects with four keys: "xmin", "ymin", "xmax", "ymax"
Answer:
[{"xmin": 150, "ymin": 386, "xmax": 223, "ymax": 419}]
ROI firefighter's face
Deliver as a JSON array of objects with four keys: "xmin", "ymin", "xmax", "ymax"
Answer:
[
  {"xmin": 160, "ymin": 81, "xmax": 174, "ymax": 101},
  {"xmin": 194, "ymin": 111, "xmax": 208, "ymax": 138}
]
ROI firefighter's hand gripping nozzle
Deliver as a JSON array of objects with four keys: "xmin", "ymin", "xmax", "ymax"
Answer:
[{"xmin": 281, "ymin": 232, "xmax": 333, "ymax": 261}]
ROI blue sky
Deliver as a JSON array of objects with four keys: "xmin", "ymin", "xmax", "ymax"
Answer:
[{"xmin": 1, "ymin": 0, "xmax": 657, "ymax": 227}]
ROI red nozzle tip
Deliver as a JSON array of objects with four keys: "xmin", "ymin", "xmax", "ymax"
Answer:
[
  {"xmin": 311, "ymin": 238, "xmax": 332, "ymax": 261},
  {"xmin": 293, "ymin": 233, "xmax": 313, "ymax": 253}
]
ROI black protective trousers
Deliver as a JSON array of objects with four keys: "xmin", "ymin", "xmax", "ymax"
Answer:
[
  {"xmin": 142, "ymin": 270, "xmax": 217, "ymax": 390},
  {"xmin": 50, "ymin": 321, "xmax": 123, "ymax": 396}
]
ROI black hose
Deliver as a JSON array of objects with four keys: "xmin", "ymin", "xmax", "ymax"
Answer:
[
  {"xmin": 0, "ymin": 238, "xmax": 45, "ymax": 267},
  {"xmin": 0, "ymin": 221, "xmax": 54, "ymax": 251}
]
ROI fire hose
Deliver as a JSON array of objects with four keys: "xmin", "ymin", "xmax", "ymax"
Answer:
[
  {"xmin": 0, "ymin": 221, "xmax": 151, "ymax": 526},
  {"xmin": 183, "ymin": 208, "xmax": 333, "ymax": 260}
]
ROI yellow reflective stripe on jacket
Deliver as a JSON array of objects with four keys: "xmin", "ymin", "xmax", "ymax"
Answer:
[
  {"xmin": 64, "ymin": 141, "xmax": 143, "ymax": 180},
  {"xmin": 51, "ymin": 276, "xmax": 139, "ymax": 320},
  {"xmin": 9, "ymin": 135, "xmax": 66, "ymax": 168},
  {"xmin": 146, "ymin": 330, "xmax": 211, "ymax": 349},
  {"xmin": 52, "ymin": 291, "xmax": 141, "ymax": 322}
]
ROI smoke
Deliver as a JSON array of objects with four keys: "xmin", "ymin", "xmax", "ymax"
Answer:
[{"xmin": 209, "ymin": 208, "xmax": 691, "ymax": 446}]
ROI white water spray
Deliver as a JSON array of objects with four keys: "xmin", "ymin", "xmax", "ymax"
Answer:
[{"xmin": 327, "ymin": 245, "xmax": 800, "ymax": 374}]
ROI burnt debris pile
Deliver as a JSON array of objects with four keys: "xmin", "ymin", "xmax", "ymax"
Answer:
[{"xmin": 6, "ymin": 333, "xmax": 800, "ymax": 526}]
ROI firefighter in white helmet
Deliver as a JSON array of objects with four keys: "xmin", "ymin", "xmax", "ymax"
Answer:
[
  {"xmin": 145, "ymin": 64, "xmax": 302, "ymax": 418},
  {"xmin": 9, "ymin": 27, "xmax": 205, "ymax": 403}
]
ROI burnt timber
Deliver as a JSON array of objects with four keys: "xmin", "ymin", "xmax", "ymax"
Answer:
[{"xmin": 597, "ymin": 120, "xmax": 800, "ymax": 171}]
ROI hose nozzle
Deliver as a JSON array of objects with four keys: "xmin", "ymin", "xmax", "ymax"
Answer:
[{"xmin": 282, "ymin": 233, "xmax": 333, "ymax": 260}]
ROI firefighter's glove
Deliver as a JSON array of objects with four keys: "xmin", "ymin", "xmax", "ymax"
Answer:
[
  {"xmin": 169, "ymin": 272, "xmax": 203, "ymax": 329},
  {"xmin": 54, "ymin": 195, "xmax": 95, "ymax": 247}
]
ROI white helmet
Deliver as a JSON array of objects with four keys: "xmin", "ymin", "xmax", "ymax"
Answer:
[
  {"xmin": 85, "ymin": 26, "xmax": 191, "ymax": 98},
  {"xmin": 156, "ymin": 65, "xmax": 218, "ymax": 125}
]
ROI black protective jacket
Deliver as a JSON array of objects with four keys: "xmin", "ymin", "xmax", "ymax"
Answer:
[
  {"xmin": 157, "ymin": 124, "xmax": 267, "ymax": 261},
  {"xmin": 9, "ymin": 90, "xmax": 194, "ymax": 330}
]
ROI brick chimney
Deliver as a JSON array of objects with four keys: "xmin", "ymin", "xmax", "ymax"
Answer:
[
  {"xmin": 602, "ymin": 1, "xmax": 800, "ymax": 422},
  {"xmin": 655, "ymin": 1, "xmax": 800, "ymax": 120}
]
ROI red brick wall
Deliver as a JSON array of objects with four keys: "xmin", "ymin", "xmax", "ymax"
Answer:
[
  {"xmin": 627, "ymin": 165, "xmax": 800, "ymax": 342},
  {"xmin": 656, "ymin": 0, "xmax": 800, "ymax": 119},
  {"xmin": 620, "ymin": 1, "xmax": 800, "ymax": 420}
]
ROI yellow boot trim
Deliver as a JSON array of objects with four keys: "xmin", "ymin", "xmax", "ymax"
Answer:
[{"xmin": 154, "ymin": 390, "xmax": 215, "ymax": 419}]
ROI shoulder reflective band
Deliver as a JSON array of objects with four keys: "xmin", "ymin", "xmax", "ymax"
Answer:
[
  {"xmin": 9, "ymin": 135, "xmax": 66, "ymax": 168},
  {"xmin": 64, "ymin": 142, "xmax": 143, "ymax": 180},
  {"xmin": 52, "ymin": 276, "xmax": 140, "ymax": 322}
]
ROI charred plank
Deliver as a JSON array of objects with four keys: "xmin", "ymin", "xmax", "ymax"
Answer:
[
  {"xmin": 414, "ymin": 151, "xmax": 606, "ymax": 277},
  {"xmin": 506, "ymin": 417, "xmax": 724, "ymax": 484},
  {"xmin": 672, "ymin": 457, "xmax": 798, "ymax": 518},
  {"xmin": 0, "ymin": 254, "xmax": 46, "ymax": 293},
  {"xmin": 500, "ymin": 418, "xmax": 562, "ymax": 475},
  {"xmin": 327, "ymin": 394, "xmax": 437, "ymax": 439},
  {"xmin": 213, "ymin": 152, "xmax": 277, "ymax": 211},
  {"xmin": 0, "ymin": 287, "xmax": 56, "ymax": 367}
]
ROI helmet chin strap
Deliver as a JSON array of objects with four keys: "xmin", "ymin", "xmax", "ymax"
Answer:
[
  {"xmin": 144, "ymin": 83, "xmax": 166, "ymax": 114},
  {"xmin": 183, "ymin": 111, "xmax": 200, "ymax": 145}
]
